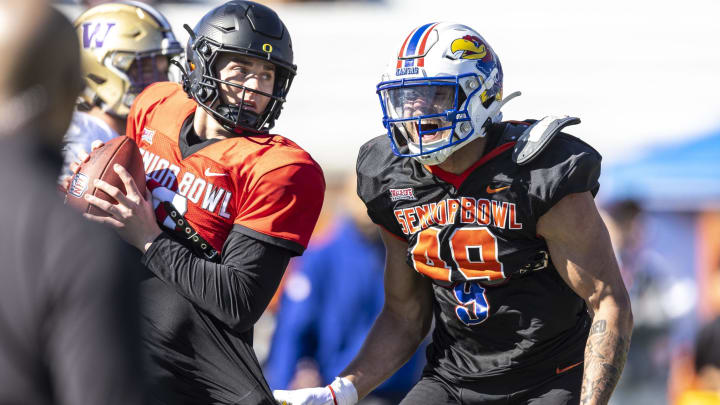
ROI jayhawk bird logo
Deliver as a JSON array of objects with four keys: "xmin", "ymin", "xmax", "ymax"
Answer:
[{"xmin": 450, "ymin": 35, "xmax": 493, "ymax": 62}]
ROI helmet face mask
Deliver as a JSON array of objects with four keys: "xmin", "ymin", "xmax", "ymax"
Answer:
[
  {"xmin": 75, "ymin": 1, "xmax": 182, "ymax": 118},
  {"xmin": 183, "ymin": 0, "xmax": 296, "ymax": 133},
  {"xmin": 186, "ymin": 37, "xmax": 292, "ymax": 132},
  {"xmin": 105, "ymin": 50, "xmax": 172, "ymax": 111},
  {"xmin": 377, "ymin": 23, "xmax": 506, "ymax": 166},
  {"xmin": 384, "ymin": 81, "xmax": 457, "ymax": 145},
  {"xmin": 125, "ymin": 51, "xmax": 171, "ymax": 92}
]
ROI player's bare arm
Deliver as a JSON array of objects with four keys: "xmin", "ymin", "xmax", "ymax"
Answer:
[
  {"xmin": 340, "ymin": 228, "xmax": 434, "ymax": 399},
  {"xmin": 537, "ymin": 191, "xmax": 633, "ymax": 405},
  {"xmin": 273, "ymin": 227, "xmax": 433, "ymax": 405}
]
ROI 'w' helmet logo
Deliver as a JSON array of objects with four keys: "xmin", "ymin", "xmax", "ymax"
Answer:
[{"xmin": 82, "ymin": 22, "xmax": 116, "ymax": 49}]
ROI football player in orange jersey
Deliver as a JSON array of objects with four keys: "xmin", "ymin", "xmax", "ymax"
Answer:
[{"xmin": 75, "ymin": 1, "xmax": 325, "ymax": 404}]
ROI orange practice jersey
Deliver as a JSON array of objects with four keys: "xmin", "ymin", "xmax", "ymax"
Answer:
[{"xmin": 127, "ymin": 82, "xmax": 325, "ymax": 257}]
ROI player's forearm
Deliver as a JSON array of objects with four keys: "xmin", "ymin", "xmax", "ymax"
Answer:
[
  {"xmin": 579, "ymin": 300, "xmax": 633, "ymax": 405},
  {"xmin": 340, "ymin": 306, "xmax": 430, "ymax": 399},
  {"xmin": 142, "ymin": 232, "xmax": 289, "ymax": 332}
]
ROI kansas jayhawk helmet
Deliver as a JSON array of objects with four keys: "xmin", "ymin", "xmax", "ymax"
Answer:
[
  {"xmin": 75, "ymin": 1, "xmax": 182, "ymax": 117},
  {"xmin": 183, "ymin": 0, "xmax": 296, "ymax": 132},
  {"xmin": 378, "ymin": 22, "xmax": 519, "ymax": 165}
]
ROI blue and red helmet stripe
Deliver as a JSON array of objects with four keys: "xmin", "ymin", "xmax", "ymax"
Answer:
[{"xmin": 397, "ymin": 22, "xmax": 438, "ymax": 69}]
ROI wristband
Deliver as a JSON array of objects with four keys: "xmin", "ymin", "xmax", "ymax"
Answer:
[
  {"xmin": 327, "ymin": 384, "xmax": 338, "ymax": 405},
  {"xmin": 328, "ymin": 377, "xmax": 358, "ymax": 405}
]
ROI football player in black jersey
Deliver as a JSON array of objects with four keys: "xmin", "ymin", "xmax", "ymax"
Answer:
[{"xmin": 274, "ymin": 22, "xmax": 632, "ymax": 405}]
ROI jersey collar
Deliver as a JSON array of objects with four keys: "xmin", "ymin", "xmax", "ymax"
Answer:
[
  {"xmin": 178, "ymin": 114, "xmax": 223, "ymax": 160},
  {"xmin": 424, "ymin": 141, "xmax": 515, "ymax": 189}
]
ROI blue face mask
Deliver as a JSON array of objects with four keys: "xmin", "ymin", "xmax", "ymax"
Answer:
[{"xmin": 377, "ymin": 74, "xmax": 478, "ymax": 159}]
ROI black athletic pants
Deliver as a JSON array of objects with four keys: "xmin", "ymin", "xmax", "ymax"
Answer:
[{"xmin": 399, "ymin": 365, "xmax": 582, "ymax": 405}]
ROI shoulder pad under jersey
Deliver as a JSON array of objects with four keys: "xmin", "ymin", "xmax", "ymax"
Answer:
[{"xmin": 511, "ymin": 115, "xmax": 581, "ymax": 165}]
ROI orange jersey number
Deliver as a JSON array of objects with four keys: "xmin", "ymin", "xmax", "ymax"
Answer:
[{"xmin": 410, "ymin": 226, "xmax": 504, "ymax": 283}]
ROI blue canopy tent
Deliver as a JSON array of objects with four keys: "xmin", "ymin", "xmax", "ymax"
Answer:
[{"xmin": 599, "ymin": 130, "xmax": 720, "ymax": 210}]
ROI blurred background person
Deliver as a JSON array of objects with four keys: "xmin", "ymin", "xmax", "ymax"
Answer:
[
  {"xmin": 264, "ymin": 175, "xmax": 426, "ymax": 404},
  {"xmin": 676, "ymin": 317, "xmax": 720, "ymax": 405},
  {"xmin": 602, "ymin": 200, "xmax": 696, "ymax": 404},
  {"xmin": 0, "ymin": 2, "xmax": 145, "ymax": 404},
  {"xmin": 599, "ymin": 130, "xmax": 720, "ymax": 403},
  {"xmin": 60, "ymin": 0, "xmax": 181, "ymax": 180}
]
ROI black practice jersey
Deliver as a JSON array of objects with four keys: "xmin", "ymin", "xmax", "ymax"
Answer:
[{"xmin": 356, "ymin": 121, "xmax": 601, "ymax": 386}]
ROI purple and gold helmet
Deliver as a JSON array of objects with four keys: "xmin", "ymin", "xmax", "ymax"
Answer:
[{"xmin": 75, "ymin": 1, "xmax": 181, "ymax": 118}]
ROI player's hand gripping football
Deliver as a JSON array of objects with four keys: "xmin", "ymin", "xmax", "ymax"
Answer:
[
  {"xmin": 83, "ymin": 163, "xmax": 162, "ymax": 252},
  {"xmin": 273, "ymin": 377, "xmax": 357, "ymax": 405},
  {"xmin": 62, "ymin": 139, "xmax": 160, "ymax": 252}
]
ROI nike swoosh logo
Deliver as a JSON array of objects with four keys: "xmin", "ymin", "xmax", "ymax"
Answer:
[
  {"xmin": 486, "ymin": 185, "xmax": 510, "ymax": 194},
  {"xmin": 556, "ymin": 361, "xmax": 583, "ymax": 374},
  {"xmin": 204, "ymin": 168, "xmax": 228, "ymax": 177}
]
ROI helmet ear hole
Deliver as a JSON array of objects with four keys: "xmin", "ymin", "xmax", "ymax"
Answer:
[
  {"xmin": 199, "ymin": 88, "xmax": 214, "ymax": 102},
  {"xmin": 457, "ymin": 89, "xmax": 467, "ymax": 108},
  {"xmin": 482, "ymin": 95, "xmax": 494, "ymax": 109},
  {"xmin": 87, "ymin": 73, "xmax": 106, "ymax": 85}
]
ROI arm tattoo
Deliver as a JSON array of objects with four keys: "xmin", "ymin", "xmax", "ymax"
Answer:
[
  {"xmin": 589, "ymin": 319, "xmax": 606, "ymax": 335},
  {"xmin": 579, "ymin": 319, "xmax": 630, "ymax": 405}
]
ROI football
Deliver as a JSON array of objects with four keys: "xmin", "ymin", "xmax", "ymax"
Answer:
[{"xmin": 65, "ymin": 137, "xmax": 146, "ymax": 216}]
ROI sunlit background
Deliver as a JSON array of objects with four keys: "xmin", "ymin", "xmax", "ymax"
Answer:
[{"xmin": 54, "ymin": 0, "xmax": 720, "ymax": 403}]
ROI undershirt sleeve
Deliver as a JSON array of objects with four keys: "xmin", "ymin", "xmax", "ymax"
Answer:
[{"xmin": 141, "ymin": 229, "xmax": 292, "ymax": 333}]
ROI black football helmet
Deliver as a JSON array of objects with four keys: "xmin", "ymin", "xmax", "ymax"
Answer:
[{"xmin": 182, "ymin": 0, "xmax": 296, "ymax": 132}]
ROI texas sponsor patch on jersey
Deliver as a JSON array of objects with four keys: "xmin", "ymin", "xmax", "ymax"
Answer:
[
  {"xmin": 141, "ymin": 127, "xmax": 155, "ymax": 145},
  {"xmin": 389, "ymin": 187, "xmax": 417, "ymax": 202}
]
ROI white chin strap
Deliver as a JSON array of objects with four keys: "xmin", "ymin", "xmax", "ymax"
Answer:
[
  {"xmin": 412, "ymin": 140, "xmax": 458, "ymax": 166},
  {"xmin": 411, "ymin": 91, "xmax": 522, "ymax": 166}
]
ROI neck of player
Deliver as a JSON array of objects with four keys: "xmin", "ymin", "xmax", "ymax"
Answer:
[
  {"xmin": 193, "ymin": 107, "xmax": 234, "ymax": 141},
  {"xmin": 434, "ymin": 136, "xmax": 488, "ymax": 174}
]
